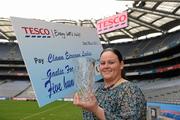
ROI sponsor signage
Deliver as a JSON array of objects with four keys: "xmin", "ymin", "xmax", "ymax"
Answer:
[{"xmin": 96, "ymin": 11, "xmax": 128, "ymax": 34}]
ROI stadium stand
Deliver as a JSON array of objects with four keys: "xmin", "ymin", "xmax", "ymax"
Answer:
[
  {"xmin": 0, "ymin": 29, "xmax": 179, "ymax": 104},
  {"xmin": 0, "ymin": 42, "xmax": 22, "ymax": 60},
  {"xmin": 137, "ymin": 77, "xmax": 180, "ymax": 104},
  {"xmin": 15, "ymin": 85, "xmax": 36, "ymax": 100},
  {"xmin": 0, "ymin": 80, "xmax": 30, "ymax": 98}
]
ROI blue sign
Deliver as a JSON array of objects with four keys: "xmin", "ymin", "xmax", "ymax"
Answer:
[{"xmin": 11, "ymin": 17, "xmax": 103, "ymax": 107}]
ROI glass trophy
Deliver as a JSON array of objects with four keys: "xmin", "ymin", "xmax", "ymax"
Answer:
[{"xmin": 74, "ymin": 57, "xmax": 96, "ymax": 102}]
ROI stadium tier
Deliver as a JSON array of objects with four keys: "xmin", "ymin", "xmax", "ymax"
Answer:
[{"xmin": 0, "ymin": 30, "xmax": 179, "ymax": 104}]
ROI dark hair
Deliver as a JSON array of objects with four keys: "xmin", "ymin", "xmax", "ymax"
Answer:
[
  {"xmin": 100, "ymin": 48, "xmax": 126, "ymax": 79},
  {"xmin": 100, "ymin": 48, "xmax": 123, "ymax": 62}
]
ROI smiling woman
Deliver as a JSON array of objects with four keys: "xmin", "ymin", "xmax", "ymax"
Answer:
[{"xmin": 73, "ymin": 48, "xmax": 147, "ymax": 120}]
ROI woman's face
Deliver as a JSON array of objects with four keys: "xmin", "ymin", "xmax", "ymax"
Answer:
[{"xmin": 99, "ymin": 51, "xmax": 123, "ymax": 81}]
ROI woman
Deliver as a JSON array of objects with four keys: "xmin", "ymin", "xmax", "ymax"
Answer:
[{"xmin": 73, "ymin": 48, "xmax": 147, "ymax": 120}]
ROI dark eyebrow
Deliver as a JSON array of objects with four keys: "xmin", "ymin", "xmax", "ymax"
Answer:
[{"xmin": 100, "ymin": 59, "xmax": 118, "ymax": 63}]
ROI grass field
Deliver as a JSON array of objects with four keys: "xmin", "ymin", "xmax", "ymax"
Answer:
[{"xmin": 0, "ymin": 100, "xmax": 82, "ymax": 120}]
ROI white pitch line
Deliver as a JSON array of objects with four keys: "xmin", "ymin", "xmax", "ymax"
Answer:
[{"xmin": 20, "ymin": 102, "xmax": 70, "ymax": 120}]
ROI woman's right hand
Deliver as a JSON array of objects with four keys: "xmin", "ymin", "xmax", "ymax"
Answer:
[
  {"xmin": 73, "ymin": 92, "xmax": 106, "ymax": 120},
  {"xmin": 73, "ymin": 92, "xmax": 98, "ymax": 112}
]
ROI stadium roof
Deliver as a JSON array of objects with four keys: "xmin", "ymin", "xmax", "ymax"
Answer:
[{"xmin": 0, "ymin": 1, "xmax": 180, "ymax": 43}]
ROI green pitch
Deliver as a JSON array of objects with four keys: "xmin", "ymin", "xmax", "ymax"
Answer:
[{"xmin": 0, "ymin": 100, "xmax": 82, "ymax": 120}]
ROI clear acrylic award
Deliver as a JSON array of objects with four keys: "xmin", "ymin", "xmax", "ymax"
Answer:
[{"xmin": 74, "ymin": 57, "xmax": 96, "ymax": 102}]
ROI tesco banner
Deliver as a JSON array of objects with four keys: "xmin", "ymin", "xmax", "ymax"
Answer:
[
  {"xmin": 96, "ymin": 11, "xmax": 128, "ymax": 34},
  {"xmin": 10, "ymin": 17, "xmax": 103, "ymax": 107}
]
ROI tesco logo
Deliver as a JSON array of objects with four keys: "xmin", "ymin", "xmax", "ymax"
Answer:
[
  {"xmin": 96, "ymin": 11, "xmax": 128, "ymax": 34},
  {"xmin": 21, "ymin": 27, "xmax": 51, "ymax": 38}
]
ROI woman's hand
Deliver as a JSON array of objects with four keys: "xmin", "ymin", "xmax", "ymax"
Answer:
[
  {"xmin": 73, "ymin": 92, "xmax": 98, "ymax": 112},
  {"xmin": 73, "ymin": 92, "xmax": 106, "ymax": 120}
]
